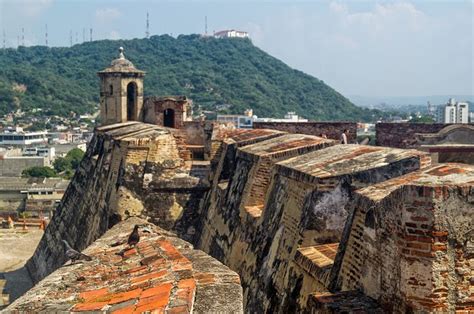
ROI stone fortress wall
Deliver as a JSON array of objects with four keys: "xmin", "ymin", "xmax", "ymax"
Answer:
[
  {"xmin": 15, "ymin": 48, "xmax": 474, "ymax": 313},
  {"xmin": 253, "ymin": 121, "xmax": 357, "ymax": 143},
  {"xmin": 21, "ymin": 122, "xmax": 474, "ymax": 313},
  {"xmin": 25, "ymin": 122, "xmax": 209, "ymax": 283},
  {"xmin": 20, "ymin": 122, "xmax": 474, "ymax": 312}
]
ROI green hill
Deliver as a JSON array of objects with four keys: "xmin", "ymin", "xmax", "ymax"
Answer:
[{"xmin": 0, "ymin": 34, "xmax": 380, "ymax": 121}]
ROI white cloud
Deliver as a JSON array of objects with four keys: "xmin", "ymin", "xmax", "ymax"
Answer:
[
  {"xmin": 95, "ymin": 8, "xmax": 122, "ymax": 22},
  {"xmin": 329, "ymin": 1, "xmax": 427, "ymax": 34},
  {"xmin": 0, "ymin": 0, "xmax": 54, "ymax": 18}
]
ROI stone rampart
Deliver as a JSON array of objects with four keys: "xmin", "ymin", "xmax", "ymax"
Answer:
[
  {"xmin": 26, "ymin": 122, "xmax": 208, "ymax": 283},
  {"xmin": 253, "ymin": 121, "xmax": 357, "ymax": 143},
  {"xmin": 337, "ymin": 164, "xmax": 474, "ymax": 313},
  {"xmin": 20, "ymin": 123, "xmax": 473, "ymax": 313},
  {"xmin": 195, "ymin": 136, "xmax": 431, "ymax": 311},
  {"xmin": 375, "ymin": 123, "xmax": 474, "ymax": 148},
  {"xmin": 10, "ymin": 217, "xmax": 243, "ymax": 313}
]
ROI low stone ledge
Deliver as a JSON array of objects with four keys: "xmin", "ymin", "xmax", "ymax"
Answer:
[{"xmin": 7, "ymin": 217, "xmax": 243, "ymax": 313}]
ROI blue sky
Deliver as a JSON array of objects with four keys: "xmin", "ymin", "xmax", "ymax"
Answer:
[{"xmin": 0, "ymin": 0, "xmax": 472, "ymax": 98}]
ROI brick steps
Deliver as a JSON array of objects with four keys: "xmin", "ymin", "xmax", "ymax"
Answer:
[{"xmin": 295, "ymin": 243, "xmax": 339, "ymax": 283}]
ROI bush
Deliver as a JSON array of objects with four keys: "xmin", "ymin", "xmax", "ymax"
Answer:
[{"xmin": 22, "ymin": 166, "xmax": 57, "ymax": 178}]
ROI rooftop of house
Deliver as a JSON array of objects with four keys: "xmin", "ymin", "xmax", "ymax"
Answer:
[
  {"xmin": 0, "ymin": 177, "xmax": 69, "ymax": 191},
  {"xmin": 238, "ymin": 133, "xmax": 335, "ymax": 157},
  {"xmin": 7, "ymin": 217, "xmax": 242, "ymax": 313},
  {"xmin": 356, "ymin": 163, "xmax": 474, "ymax": 202},
  {"xmin": 276, "ymin": 144, "xmax": 429, "ymax": 180}
]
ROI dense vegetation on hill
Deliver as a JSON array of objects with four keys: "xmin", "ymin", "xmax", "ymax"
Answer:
[{"xmin": 0, "ymin": 34, "xmax": 381, "ymax": 121}]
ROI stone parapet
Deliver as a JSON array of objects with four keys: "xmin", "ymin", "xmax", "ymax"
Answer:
[
  {"xmin": 253, "ymin": 121, "xmax": 357, "ymax": 143},
  {"xmin": 8, "ymin": 218, "xmax": 243, "ymax": 313},
  {"xmin": 337, "ymin": 163, "xmax": 474, "ymax": 313}
]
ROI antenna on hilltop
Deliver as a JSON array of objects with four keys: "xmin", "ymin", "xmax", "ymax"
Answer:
[
  {"xmin": 205, "ymin": 16, "xmax": 208, "ymax": 36},
  {"xmin": 45, "ymin": 24, "xmax": 48, "ymax": 46},
  {"xmin": 2, "ymin": 30, "xmax": 5, "ymax": 49},
  {"xmin": 69, "ymin": 30, "xmax": 72, "ymax": 47},
  {"xmin": 75, "ymin": 31, "xmax": 78, "ymax": 44},
  {"xmin": 21, "ymin": 27, "xmax": 24, "ymax": 46},
  {"xmin": 90, "ymin": 28, "xmax": 93, "ymax": 42},
  {"xmin": 17, "ymin": 35, "xmax": 19, "ymax": 48},
  {"xmin": 146, "ymin": 11, "xmax": 150, "ymax": 38},
  {"xmin": 82, "ymin": 28, "xmax": 85, "ymax": 43}
]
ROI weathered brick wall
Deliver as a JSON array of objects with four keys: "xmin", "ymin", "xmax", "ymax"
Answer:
[
  {"xmin": 143, "ymin": 97, "xmax": 190, "ymax": 129},
  {"xmin": 374, "ymin": 123, "xmax": 472, "ymax": 148},
  {"xmin": 194, "ymin": 142, "xmax": 427, "ymax": 312},
  {"xmin": 182, "ymin": 121, "xmax": 205, "ymax": 146},
  {"xmin": 338, "ymin": 165, "xmax": 474, "ymax": 313},
  {"xmin": 26, "ymin": 130, "xmax": 124, "ymax": 282},
  {"xmin": 253, "ymin": 122, "xmax": 357, "ymax": 143},
  {"xmin": 26, "ymin": 123, "xmax": 208, "ymax": 283},
  {"xmin": 196, "ymin": 142, "xmax": 429, "ymax": 312}
]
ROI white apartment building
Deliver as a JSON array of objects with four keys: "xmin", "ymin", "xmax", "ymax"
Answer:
[
  {"xmin": 216, "ymin": 114, "xmax": 253, "ymax": 128},
  {"xmin": 0, "ymin": 131, "xmax": 48, "ymax": 146},
  {"xmin": 217, "ymin": 110, "xmax": 308, "ymax": 129},
  {"xmin": 437, "ymin": 98, "xmax": 469, "ymax": 124},
  {"xmin": 457, "ymin": 102, "xmax": 469, "ymax": 123}
]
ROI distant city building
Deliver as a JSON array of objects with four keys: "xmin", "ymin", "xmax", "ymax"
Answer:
[
  {"xmin": 254, "ymin": 111, "xmax": 308, "ymax": 123},
  {"xmin": 0, "ymin": 130, "xmax": 48, "ymax": 146},
  {"xmin": 216, "ymin": 113, "xmax": 254, "ymax": 129},
  {"xmin": 217, "ymin": 110, "xmax": 308, "ymax": 129},
  {"xmin": 437, "ymin": 98, "xmax": 469, "ymax": 124},
  {"xmin": 214, "ymin": 29, "xmax": 249, "ymax": 39},
  {"xmin": 0, "ymin": 177, "xmax": 69, "ymax": 218},
  {"xmin": 23, "ymin": 146, "xmax": 56, "ymax": 160},
  {"xmin": 0, "ymin": 148, "xmax": 50, "ymax": 177},
  {"xmin": 427, "ymin": 101, "xmax": 436, "ymax": 117},
  {"xmin": 457, "ymin": 102, "xmax": 469, "ymax": 123}
]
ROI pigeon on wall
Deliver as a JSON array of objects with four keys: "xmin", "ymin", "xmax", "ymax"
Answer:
[
  {"xmin": 127, "ymin": 225, "xmax": 140, "ymax": 247},
  {"xmin": 62, "ymin": 240, "xmax": 92, "ymax": 264}
]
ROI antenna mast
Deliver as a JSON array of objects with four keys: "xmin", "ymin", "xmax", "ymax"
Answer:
[
  {"xmin": 146, "ymin": 12, "xmax": 150, "ymax": 38},
  {"xmin": 90, "ymin": 28, "xmax": 93, "ymax": 42},
  {"xmin": 21, "ymin": 27, "xmax": 24, "ymax": 46},
  {"xmin": 69, "ymin": 30, "xmax": 72, "ymax": 47},
  {"xmin": 45, "ymin": 24, "xmax": 48, "ymax": 46},
  {"xmin": 2, "ymin": 30, "xmax": 5, "ymax": 49},
  {"xmin": 82, "ymin": 28, "xmax": 85, "ymax": 42},
  {"xmin": 205, "ymin": 16, "xmax": 208, "ymax": 36}
]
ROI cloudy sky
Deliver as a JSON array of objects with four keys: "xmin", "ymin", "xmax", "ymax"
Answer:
[{"xmin": 0, "ymin": 0, "xmax": 472, "ymax": 98}]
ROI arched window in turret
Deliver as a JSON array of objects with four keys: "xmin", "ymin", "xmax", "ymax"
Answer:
[{"xmin": 127, "ymin": 82, "xmax": 137, "ymax": 121}]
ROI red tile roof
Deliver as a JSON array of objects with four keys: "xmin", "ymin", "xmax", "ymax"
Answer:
[{"xmin": 8, "ymin": 218, "xmax": 242, "ymax": 313}]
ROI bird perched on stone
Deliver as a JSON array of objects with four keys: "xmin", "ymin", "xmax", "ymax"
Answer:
[
  {"xmin": 127, "ymin": 225, "xmax": 140, "ymax": 247},
  {"xmin": 62, "ymin": 240, "xmax": 92, "ymax": 264}
]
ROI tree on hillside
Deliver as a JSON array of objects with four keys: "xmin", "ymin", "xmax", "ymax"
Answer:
[{"xmin": 0, "ymin": 35, "xmax": 388, "ymax": 122}]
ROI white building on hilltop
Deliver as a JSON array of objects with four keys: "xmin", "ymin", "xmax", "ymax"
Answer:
[
  {"xmin": 214, "ymin": 30, "xmax": 249, "ymax": 39},
  {"xmin": 437, "ymin": 98, "xmax": 469, "ymax": 124}
]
